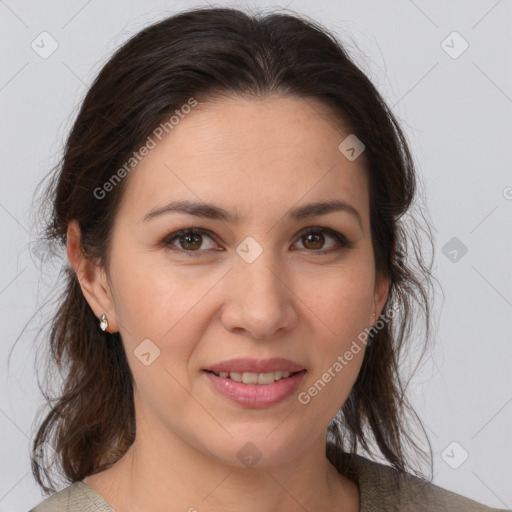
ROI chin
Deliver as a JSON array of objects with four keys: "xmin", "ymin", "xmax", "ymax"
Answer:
[{"xmin": 197, "ymin": 430, "xmax": 309, "ymax": 470}]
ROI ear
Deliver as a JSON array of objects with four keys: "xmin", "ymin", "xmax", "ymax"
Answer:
[
  {"xmin": 368, "ymin": 272, "xmax": 390, "ymax": 326},
  {"xmin": 66, "ymin": 220, "xmax": 119, "ymax": 333}
]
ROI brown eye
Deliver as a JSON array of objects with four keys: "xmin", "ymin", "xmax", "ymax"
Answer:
[
  {"xmin": 302, "ymin": 232, "xmax": 325, "ymax": 250},
  {"xmin": 162, "ymin": 226, "xmax": 352, "ymax": 257},
  {"xmin": 163, "ymin": 228, "xmax": 217, "ymax": 254},
  {"xmin": 294, "ymin": 227, "xmax": 352, "ymax": 253},
  {"xmin": 178, "ymin": 232, "xmax": 203, "ymax": 251}
]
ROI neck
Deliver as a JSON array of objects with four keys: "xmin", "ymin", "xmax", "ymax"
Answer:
[{"xmin": 85, "ymin": 428, "xmax": 359, "ymax": 512}]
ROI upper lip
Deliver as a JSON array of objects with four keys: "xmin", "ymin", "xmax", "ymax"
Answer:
[{"xmin": 204, "ymin": 357, "xmax": 305, "ymax": 374}]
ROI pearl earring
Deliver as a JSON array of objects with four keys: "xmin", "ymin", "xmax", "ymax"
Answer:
[{"xmin": 99, "ymin": 314, "xmax": 108, "ymax": 332}]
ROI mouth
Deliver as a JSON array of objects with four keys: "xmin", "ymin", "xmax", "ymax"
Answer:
[
  {"xmin": 203, "ymin": 367, "xmax": 307, "ymax": 408},
  {"xmin": 203, "ymin": 369, "xmax": 305, "ymax": 385},
  {"xmin": 202, "ymin": 358, "xmax": 306, "ymax": 407}
]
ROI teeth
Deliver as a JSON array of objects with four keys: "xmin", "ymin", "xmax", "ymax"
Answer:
[
  {"xmin": 255, "ymin": 372, "xmax": 274, "ymax": 385},
  {"xmin": 214, "ymin": 370, "xmax": 296, "ymax": 384},
  {"xmin": 230, "ymin": 371, "xmax": 242, "ymax": 382}
]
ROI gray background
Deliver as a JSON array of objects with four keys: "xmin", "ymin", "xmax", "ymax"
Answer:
[{"xmin": 1, "ymin": 0, "xmax": 511, "ymax": 510}]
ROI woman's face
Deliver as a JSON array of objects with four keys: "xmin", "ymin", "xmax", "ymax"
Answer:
[{"xmin": 85, "ymin": 95, "xmax": 389, "ymax": 467}]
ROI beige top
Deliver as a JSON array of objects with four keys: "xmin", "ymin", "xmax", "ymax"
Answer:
[{"xmin": 29, "ymin": 449, "xmax": 509, "ymax": 511}]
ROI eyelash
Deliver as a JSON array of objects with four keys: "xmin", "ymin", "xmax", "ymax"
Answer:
[{"xmin": 160, "ymin": 226, "xmax": 353, "ymax": 257}]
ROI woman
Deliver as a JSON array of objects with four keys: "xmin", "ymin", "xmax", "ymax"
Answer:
[{"xmin": 28, "ymin": 6, "xmax": 508, "ymax": 512}]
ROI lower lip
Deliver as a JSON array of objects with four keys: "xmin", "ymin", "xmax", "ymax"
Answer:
[{"xmin": 203, "ymin": 370, "xmax": 306, "ymax": 408}]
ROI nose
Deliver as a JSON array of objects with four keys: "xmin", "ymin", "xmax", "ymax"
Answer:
[{"xmin": 220, "ymin": 250, "xmax": 298, "ymax": 340}]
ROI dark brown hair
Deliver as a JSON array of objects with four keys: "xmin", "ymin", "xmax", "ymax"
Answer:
[{"xmin": 31, "ymin": 6, "xmax": 437, "ymax": 493}]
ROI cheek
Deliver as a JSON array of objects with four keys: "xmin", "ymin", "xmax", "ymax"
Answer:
[
  {"xmin": 114, "ymin": 268, "xmax": 206, "ymax": 417},
  {"xmin": 304, "ymin": 262, "xmax": 376, "ymax": 340},
  {"xmin": 297, "ymin": 258, "xmax": 374, "ymax": 403},
  {"xmin": 109, "ymin": 250, "xmax": 217, "ymax": 341}
]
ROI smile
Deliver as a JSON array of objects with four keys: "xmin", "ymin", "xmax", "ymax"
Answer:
[
  {"xmin": 207, "ymin": 370, "xmax": 299, "ymax": 385},
  {"xmin": 203, "ymin": 369, "xmax": 307, "ymax": 408}
]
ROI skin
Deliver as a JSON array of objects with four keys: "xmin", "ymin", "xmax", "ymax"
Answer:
[{"xmin": 68, "ymin": 94, "xmax": 389, "ymax": 512}]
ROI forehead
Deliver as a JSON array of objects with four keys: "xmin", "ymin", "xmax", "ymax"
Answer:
[{"xmin": 117, "ymin": 95, "xmax": 369, "ymax": 226}]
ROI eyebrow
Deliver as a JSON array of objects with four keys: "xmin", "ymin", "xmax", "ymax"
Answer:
[{"xmin": 142, "ymin": 199, "xmax": 362, "ymax": 228}]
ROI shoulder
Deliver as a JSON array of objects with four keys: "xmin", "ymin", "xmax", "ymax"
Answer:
[
  {"xmin": 28, "ymin": 481, "xmax": 114, "ymax": 512},
  {"xmin": 349, "ymin": 453, "xmax": 509, "ymax": 512}
]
